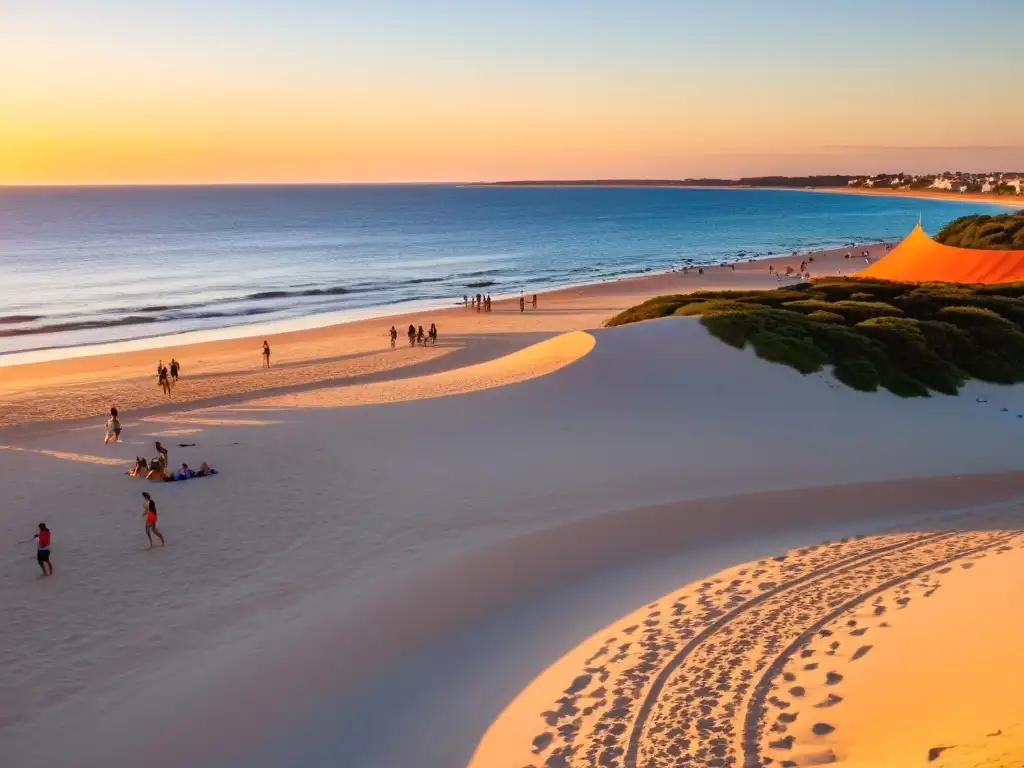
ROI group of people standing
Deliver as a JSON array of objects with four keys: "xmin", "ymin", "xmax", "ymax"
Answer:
[
  {"xmin": 465, "ymin": 293, "xmax": 492, "ymax": 311},
  {"xmin": 156, "ymin": 358, "xmax": 181, "ymax": 396},
  {"xmin": 391, "ymin": 323, "xmax": 438, "ymax": 347},
  {"xmin": 463, "ymin": 292, "xmax": 540, "ymax": 313}
]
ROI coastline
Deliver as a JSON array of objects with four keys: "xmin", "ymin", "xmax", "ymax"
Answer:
[
  {"xmin": 472, "ymin": 180, "xmax": 1024, "ymax": 209},
  {"xmin": 813, "ymin": 185, "xmax": 1024, "ymax": 209},
  {"xmin": 0, "ymin": 241, "xmax": 888, "ymax": 431}
]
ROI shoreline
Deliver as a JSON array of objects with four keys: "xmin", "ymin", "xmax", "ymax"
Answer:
[
  {"xmin": 812, "ymin": 185, "xmax": 1024, "ymax": 209},
  {"xmin": 0, "ymin": 241, "xmax": 889, "ymax": 431},
  {"xmin": 471, "ymin": 181, "xmax": 1024, "ymax": 208},
  {"xmin": 0, "ymin": 236, "xmax": 885, "ymax": 370}
]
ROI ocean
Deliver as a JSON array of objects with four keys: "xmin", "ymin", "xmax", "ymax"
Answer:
[{"xmin": 0, "ymin": 185, "xmax": 1006, "ymax": 363}]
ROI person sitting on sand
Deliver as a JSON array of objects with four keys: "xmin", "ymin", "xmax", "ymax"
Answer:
[
  {"xmin": 169, "ymin": 358, "xmax": 180, "ymax": 382},
  {"xmin": 104, "ymin": 407, "xmax": 122, "ymax": 444},
  {"xmin": 407, "ymin": 324, "xmax": 416, "ymax": 347},
  {"xmin": 129, "ymin": 456, "xmax": 148, "ymax": 477},
  {"xmin": 196, "ymin": 461, "xmax": 213, "ymax": 477},
  {"xmin": 389, "ymin": 326, "xmax": 398, "ymax": 348},
  {"xmin": 141, "ymin": 492, "xmax": 165, "ymax": 549},
  {"xmin": 428, "ymin": 323, "xmax": 437, "ymax": 344},
  {"xmin": 262, "ymin": 340, "xmax": 271, "ymax": 368},
  {"xmin": 145, "ymin": 441, "xmax": 169, "ymax": 480},
  {"xmin": 22, "ymin": 523, "xmax": 53, "ymax": 576}
]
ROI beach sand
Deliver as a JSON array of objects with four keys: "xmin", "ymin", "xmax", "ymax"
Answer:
[
  {"xmin": 469, "ymin": 500, "xmax": 1024, "ymax": 767},
  {"xmin": 3, "ymin": 242, "xmax": 1024, "ymax": 767},
  {"xmin": 818, "ymin": 186, "xmax": 1024, "ymax": 209}
]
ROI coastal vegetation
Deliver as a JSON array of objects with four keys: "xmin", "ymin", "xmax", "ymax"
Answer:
[
  {"xmin": 934, "ymin": 210, "xmax": 1024, "ymax": 250},
  {"xmin": 607, "ymin": 278, "xmax": 1024, "ymax": 397}
]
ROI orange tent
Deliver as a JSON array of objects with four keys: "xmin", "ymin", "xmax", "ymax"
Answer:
[{"xmin": 858, "ymin": 222, "xmax": 1024, "ymax": 284}]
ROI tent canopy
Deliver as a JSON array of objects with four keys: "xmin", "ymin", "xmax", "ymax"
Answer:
[{"xmin": 859, "ymin": 222, "xmax": 1024, "ymax": 284}]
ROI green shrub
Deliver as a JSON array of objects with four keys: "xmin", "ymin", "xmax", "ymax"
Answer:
[
  {"xmin": 748, "ymin": 330, "xmax": 826, "ymax": 374},
  {"xmin": 807, "ymin": 310, "xmax": 845, "ymax": 324},
  {"xmin": 833, "ymin": 358, "xmax": 881, "ymax": 391},
  {"xmin": 610, "ymin": 276, "xmax": 1024, "ymax": 397},
  {"xmin": 934, "ymin": 210, "xmax": 1024, "ymax": 250}
]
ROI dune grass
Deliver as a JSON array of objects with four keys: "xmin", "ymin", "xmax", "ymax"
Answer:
[
  {"xmin": 934, "ymin": 210, "xmax": 1024, "ymax": 250},
  {"xmin": 606, "ymin": 277, "xmax": 1024, "ymax": 397}
]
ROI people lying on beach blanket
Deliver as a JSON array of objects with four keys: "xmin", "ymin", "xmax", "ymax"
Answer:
[
  {"xmin": 129, "ymin": 457, "xmax": 217, "ymax": 481},
  {"xmin": 162, "ymin": 461, "xmax": 218, "ymax": 482}
]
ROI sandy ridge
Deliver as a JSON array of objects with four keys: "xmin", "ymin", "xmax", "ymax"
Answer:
[{"xmin": 470, "ymin": 502, "xmax": 1024, "ymax": 768}]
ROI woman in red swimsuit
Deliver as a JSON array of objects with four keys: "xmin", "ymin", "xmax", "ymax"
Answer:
[{"xmin": 141, "ymin": 492, "xmax": 166, "ymax": 549}]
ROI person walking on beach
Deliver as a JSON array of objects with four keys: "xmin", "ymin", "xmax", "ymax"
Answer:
[
  {"xmin": 158, "ymin": 365, "xmax": 171, "ymax": 397},
  {"xmin": 22, "ymin": 523, "xmax": 53, "ymax": 576},
  {"xmin": 476, "ymin": 293, "xmax": 482, "ymax": 312},
  {"xmin": 407, "ymin": 324, "xmax": 416, "ymax": 347},
  {"xmin": 428, "ymin": 323, "xmax": 438, "ymax": 344},
  {"xmin": 519, "ymin": 294, "xmax": 525, "ymax": 313},
  {"xmin": 389, "ymin": 326, "xmax": 398, "ymax": 348},
  {"xmin": 169, "ymin": 358, "xmax": 180, "ymax": 382},
  {"xmin": 532, "ymin": 293, "xmax": 537, "ymax": 309},
  {"xmin": 485, "ymin": 294, "xmax": 491, "ymax": 312},
  {"xmin": 463, "ymin": 295, "xmax": 468, "ymax": 309},
  {"xmin": 104, "ymin": 407, "xmax": 122, "ymax": 444},
  {"xmin": 262, "ymin": 340, "xmax": 271, "ymax": 368},
  {"xmin": 416, "ymin": 325, "xmax": 425, "ymax": 345},
  {"xmin": 141, "ymin": 492, "xmax": 165, "ymax": 549}
]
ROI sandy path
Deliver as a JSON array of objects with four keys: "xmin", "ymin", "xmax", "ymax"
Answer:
[
  {"xmin": 469, "ymin": 502, "xmax": 1024, "ymax": 768},
  {"xmin": 0, "ymin": 242, "xmax": 884, "ymax": 431}
]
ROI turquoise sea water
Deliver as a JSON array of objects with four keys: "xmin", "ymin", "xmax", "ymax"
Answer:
[{"xmin": 0, "ymin": 185, "xmax": 1006, "ymax": 361}]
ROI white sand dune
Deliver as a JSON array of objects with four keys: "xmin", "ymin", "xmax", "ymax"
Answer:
[
  {"xmin": 3, "ymin": 318, "xmax": 1024, "ymax": 767},
  {"xmin": 469, "ymin": 501, "xmax": 1024, "ymax": 768}
]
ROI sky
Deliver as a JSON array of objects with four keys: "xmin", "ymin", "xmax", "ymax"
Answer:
[{"xmin": 2, "ymin": 0, "xmax": 1023, "ymax": 184}]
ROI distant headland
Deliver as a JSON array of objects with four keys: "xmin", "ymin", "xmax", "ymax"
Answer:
[{"xmin": 472, "ymin": 173, "xmax": 1024, "ymax": 205}]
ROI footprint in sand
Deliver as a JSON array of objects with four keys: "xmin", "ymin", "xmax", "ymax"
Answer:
[
  {"xmin": 531, "ymin": 732, "xmax": 553, "ymax": 753},
  {"xmin": 811, "ymin": 723, "xmax": 836, "ymax": 736},
  {"xmin": 814, "ymin": 693, "xmax": 844, "ymax": 708},
  {"xmin": 851, "ymin": 645, "xmax": 873, "ymax": 661},
  {"xmin": 825, "ymin": 672, "xmax": 843, "ymax": 686}
]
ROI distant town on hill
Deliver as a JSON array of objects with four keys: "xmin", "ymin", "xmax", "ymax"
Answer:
[{"xmin": 479, "ymin": 173, "xmax": 1024, "ymax": 196}]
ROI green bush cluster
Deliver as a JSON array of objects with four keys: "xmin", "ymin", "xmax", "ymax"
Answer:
[
  {"xmin": 606, "ymin": 277, "xmax": 1024, "ymax": 397},
  {"xmin": 934, "ymin": 210, "xmax": 1024, "ymax": 250}
]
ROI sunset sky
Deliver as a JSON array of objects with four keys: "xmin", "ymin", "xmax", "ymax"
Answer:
[{"xmin": 3, "ymin": 0, "xmax": 1023, "ymax": 184}]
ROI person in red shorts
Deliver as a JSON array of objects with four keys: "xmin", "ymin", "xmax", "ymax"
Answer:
[
  {"xmin": 22, "ymin": 523, "xmax": 52, "ymax": 576},
  {"xmin": 141, "ymin": 492, "xmax": 166, "ymax": 549}
]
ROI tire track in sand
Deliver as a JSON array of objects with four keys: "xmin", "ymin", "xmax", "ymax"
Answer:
[
  {"xmin": 740, "ymin": 530, "xmax": 1020, "ymax": 768},
  {"xmin": 622, "ymin": 530, "xmax": 958, "ymax": 768}
]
